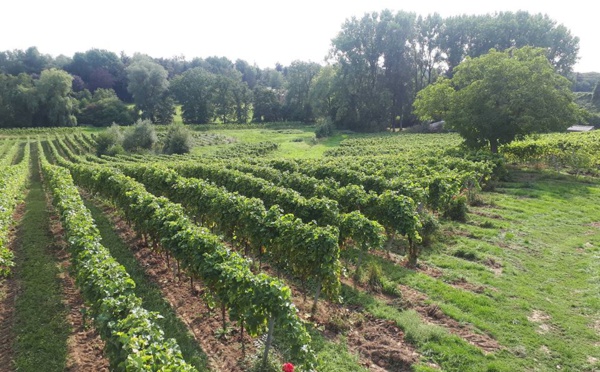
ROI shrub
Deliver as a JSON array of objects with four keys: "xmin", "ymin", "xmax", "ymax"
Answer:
[
  {"xmin": 78, "ymin": 97, "xmax": 135, "ymax": 127},
  {"xmin": 443, "ymin": 193, "xmax": 468, "ymax": 222},
  {"xmin": 123, "ymin": 119, "xmax": 157, "ymax": 152},
  {"xmin": 315, "ymin": 119, "xmax": 334, "ymax": 138},
  {"xmin": 95, "ymin": 123, "xmax": 124, "ymax": 156},
  {"xmin": 418, "ymin": 210, "xmax": 439, "ymax": 246},
  {"xmin": 163, "ymin": 124, "xmax": 193, "ymax": 154}
]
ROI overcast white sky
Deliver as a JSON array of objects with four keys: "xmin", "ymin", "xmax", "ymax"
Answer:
[{"xmin": 2, "ymin": 0, "xmax": 597, "ymax": 72}]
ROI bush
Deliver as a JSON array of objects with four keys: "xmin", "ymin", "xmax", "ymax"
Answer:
[
  {"xmin": 418, "ymin": 211, "xmax": 439, "ymax": 246},
  {"xmin": 163, "ymin": 124, "xmax": 193, "ymax": 154},
  {"xmin": 315, "ymin": 119, "xmax": 334, "ymax": 138},
  {"xmin": 78, "ymin": 97, "xmax": 135, "ymax": 127},
  {"xmin": 95, "ymin": 124, "xmax": 124, "ymax": 156},
  {"xmin": 443, "ymin": 194, "xmax": 468, "ymax": 222},
  {"xmin": 123, "ymin": 119, "xmax": 157, "ymax": 152}
]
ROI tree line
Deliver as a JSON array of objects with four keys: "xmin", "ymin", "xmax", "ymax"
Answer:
[{"xmin": 0, "ymin": 10, "xmax": 584, "ymax": 131}]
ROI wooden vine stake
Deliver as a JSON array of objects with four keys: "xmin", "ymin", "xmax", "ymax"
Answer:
[{"xmin": 262, "ymin": 316, "xmax": 276, "ymax": 368}]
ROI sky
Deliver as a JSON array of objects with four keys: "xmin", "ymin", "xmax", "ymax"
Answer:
[{"xmin": 2, "ymin": 0, "xmax": 598, "ymax": 72}]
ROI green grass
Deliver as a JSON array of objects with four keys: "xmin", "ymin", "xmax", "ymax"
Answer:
[
  {"xmin": 191, "ymin": 127, "xmax": 357, "ymax": 158},
  {"xmin": 350, "ymin": 169, "xmax": 600, "ymax": 371},
  {"xmin": 12, "ymin": 149, "xmax": 70, "ymax": 371},
  {"xmin": 84, "ymin": 199, "xmax": 210, "ymax": 371}
]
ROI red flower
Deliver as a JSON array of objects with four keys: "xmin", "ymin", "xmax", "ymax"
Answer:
[{"xmin": 282, "ymin": 363, "xmax": 294, "ymax": 372}]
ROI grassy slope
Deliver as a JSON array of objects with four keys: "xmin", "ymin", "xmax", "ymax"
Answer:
[
  {"xmin": 12, "ymin": 148, "xmax": 70, "ymax": 371},
  {"xmin": 406, "ymin": 170, "xmax": 600, "ymax": 371}
]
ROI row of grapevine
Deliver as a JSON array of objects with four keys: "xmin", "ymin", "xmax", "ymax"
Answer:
[
  {"xmin": 0, "ymin": 140, "xmax": 30, "ymax": 277},
  {"xmin": 501, "ymin": 131, "xmax": 600, "ymax": 174},
  {"xmin": 323, "ymin": 133, "xmax": 462, "ymax": 157},
  {"xmin": 0, "ymin": 140, "xmax": 22, "ymax": 166},
  {"xmin": 55, "ymin": 159, "xmax": 316, "ymax": 369},
  {"xmin": 163, "ymin": 161, "xmax": 392, "ymax": 249},
  {"xmin": 38, "ymin": 142, "xmax": 199, "ymax": 371},
  {"xmin": 118, "ymin": 163, "xmax": 345, "ymax": 305},
  {"xmin": 208, "ymin": 159, "xmax": 424, "ymax": 244}
]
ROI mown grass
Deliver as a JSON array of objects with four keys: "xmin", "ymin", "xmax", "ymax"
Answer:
[
  {"xmin": 84, "ymin": 199, "xmax": 210, "ymax": 371},
  {"xmin": 12, "ymin": 151, "xmax": 70, "ymax": 371},
  {"xmin": 347, "ymin": 168, "xmax": 600, "ymax": 371},
  {"xmin": 191, "ymin": 127, "xmax": 357, "ymax": 158}
]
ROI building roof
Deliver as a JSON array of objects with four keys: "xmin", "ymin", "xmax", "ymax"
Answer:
[{"xmin": 567, "ymin": 125, "xmax": 595, "ymax": 132}]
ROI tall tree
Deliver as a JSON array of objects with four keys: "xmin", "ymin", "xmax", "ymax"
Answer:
[
  {"xmin": 0, "ymin": 73, "xmax": 36, "ymax": 127},
  {"xmin": 440, "ymin": 12, "xmax": 579, "ymax": 76},
  {"xmin": 331, "ymin": 12, "xmax": 390, "ymax": 131},
  {"xmin": 284, "ymin": 61, "xmax": 321, "ymax": 122},
  {"xmin": 379, "ymin": 10, "xmax": 417, "ymax": 130},
  {"xmin": 35, "ymin": 68, "xmax": 77, "ymax": 126},
  {"xmin": 65, "ymin": 49, "xmax": 124, "ymax": 92},
  {"xmin": 414, "ymin": 47, "xmax": 581, "ymax": 152},
  {"xmin": 252, "ymin": 86, "xmax": 282, "ymax": 122},
  {"xmin": 235, "ymin": 59, "xmax": 258, "ymax": 89},
  {"xmin": 592, "ymin": 81, "xmax": 600, "ymax": 108},
  {"xmin": 126, "ymin": 56, "xmax": 173, "ymax": 123},
  {"xmin": 309, "ymin": 65, "xmax": 338, "ymax": 121},
  {"xmin": 171, "ymin": 67, "xmax": 216, "ymax": 124}
]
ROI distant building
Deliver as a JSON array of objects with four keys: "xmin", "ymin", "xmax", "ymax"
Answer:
[
  {"xmin": 567, "ymin": 125, "xmax": 595, "ymax": 132},
  {"xmin": 429, "ymin": 120, "xmax": 445, "ymax": 132}
]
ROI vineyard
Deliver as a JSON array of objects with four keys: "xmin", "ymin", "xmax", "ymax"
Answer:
[{"xmin": 0, "ymin": 127, "xmax": 599, "ymax": 372}]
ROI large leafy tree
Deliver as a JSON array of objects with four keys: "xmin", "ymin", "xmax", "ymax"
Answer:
[
  {"xmin": 330, "ymin": 12, "xmax": 392, "ymax": 132},
  {"xmin": 283, "ymin": 61, "xmax": 321, "ymax": 122},
  {"xmin": 252, "ymin": 86, "xmax": 282, "ymax": 122},
  {"xmin": 330, "ymin": 10, "xmax": 422, "ymax": 131},
  {"xmin": 171, "ymin": 67, "xmax": 216, "ymax": 124},
  {"xmin": 126, "ymin": 56, "xmax": 174, "ymax": 124},
  {"xmin": 414, "ymin": 47, "xmax": 581, "ymax": 152},
  {"xmin": 0, "ymin": 73, "xmax": 36, "ymax": 127},
  {"xmin": 441, "ymin": 12, "xmax": 579, "ymax": 76},
  {"xmin": 77, "ymin": 88, "xmax": 134, "ymax": 126},
  {"xmin": 65, "ymin": 49, "xmax": 125, "ymax": 94},
  {"xmin": 35, "ymin": 68, "xmax": 77, "ymax": 126}
]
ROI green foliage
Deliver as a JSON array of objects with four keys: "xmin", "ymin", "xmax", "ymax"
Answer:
[
  {"xmin": 77, "ymin": 88, "xmax": 135, "ymax": 126},
  {"xmin": 95, "ymin": 123, "xmax": 124, "ymax": 156},
  {"xmin": 171, "ymin": 67, "xmax": 215, "ymax": 124},
  {"xmin": 591, "ymin": 81, "xmax": 600, "ymax": 108},
  {"xmin": 162, "ymin": 124, "xmax": 192, "ymax": 154},
  {"xmin": 501, "ymin": 131, "xmax": 600, "ymax": 175},
  {"xmin": 35, "ymin": 68, "xmax": 78, "ymax": 126},
  {"xmin": 314, "ymin": 119, "xmax": 333, "ymax": 138},
  {"xmin": 123, "ymin": 119, "xmax": 157, "ymax": 152},
  {"xmin": 53, "ymin": 159, "xmax": 316, "ymax": 369},
  {"xmin": 443, "ymin": 193, "xmax": 468, "ymax": 222},
  {"xmin": 39, "ymin": 146, "xmax": 197, "ymax": 371},
  {"xmin": 126, "ymin": 56, "xmax": 174, "ymax": 124},
  {"xmin": 414, "ymin": 47, "xmax": 581, "ymax": 152},
  {"xmin": 0, "ymin": 142, "xmax": 30, "ymax": 277},
  {"xmin": 284, "ymin": 61, "xmax": 321, "ymax": 122}
]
